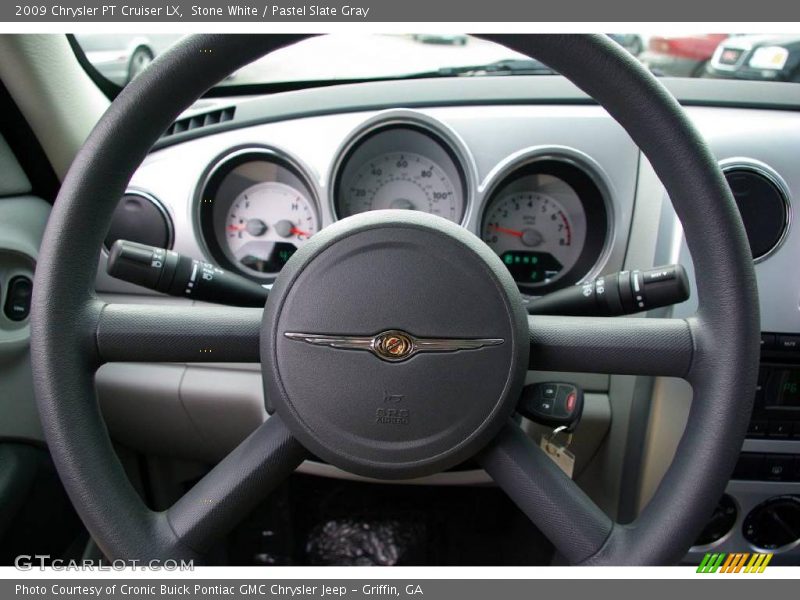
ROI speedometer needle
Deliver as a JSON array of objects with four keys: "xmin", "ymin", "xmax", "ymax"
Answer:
[{"xmin": 489, "ymin": 224, "xmax": 524, "ymax": 237}]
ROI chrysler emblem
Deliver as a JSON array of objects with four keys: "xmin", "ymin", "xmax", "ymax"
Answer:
[{"xmin": 284, "ymin": 329, "xmax": 504, "ymax": 362}]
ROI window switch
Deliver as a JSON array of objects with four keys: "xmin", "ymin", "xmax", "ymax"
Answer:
[{"xmin": 4, "ymin": 276, "xmax": 32, "ymax": 321}]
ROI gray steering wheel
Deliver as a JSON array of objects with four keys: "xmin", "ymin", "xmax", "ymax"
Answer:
[{"xmin": 30, "ymin": 34, "xmax": 760, "ymax": 565}]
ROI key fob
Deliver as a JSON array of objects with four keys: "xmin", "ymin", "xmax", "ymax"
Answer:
[{"xmin": 517, "ymin": 382, "xmax": 584, "ymax": 432}]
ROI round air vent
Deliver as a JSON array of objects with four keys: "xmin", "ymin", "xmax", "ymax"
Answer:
[
  {"xmin": 104, "ymin": 191, "xmax": 173, "ymax": 250},
  {"xmin": 722, "ymin": 162, "xmax": 790, "ymax": 262},
  {"xmin": 693, "ymin": 494, "xmax": 738, "ymax": 547}
]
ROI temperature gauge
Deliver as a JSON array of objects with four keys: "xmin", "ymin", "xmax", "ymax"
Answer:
[{"xmin": 224, "ymin": 181, "xmax": 318, "ymax": 277}]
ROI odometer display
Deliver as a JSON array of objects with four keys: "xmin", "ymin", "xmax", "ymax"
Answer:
[{"xmin": 498, "ymin": 250, "xmax": 564, "ymax": 285}]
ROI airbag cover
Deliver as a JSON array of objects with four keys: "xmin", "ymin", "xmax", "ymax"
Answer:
[{"xmin": 261, "ymin": 210, "xmax": 528, "ymax": 479}]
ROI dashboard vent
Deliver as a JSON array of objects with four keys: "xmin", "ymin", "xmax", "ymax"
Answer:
[
  {"xmin": 163, "ymin": 106, "xmax": 235, "ymax": 138},
  {"xmin": 723, "ymin": 164, "xmax": 790, "ymax": 262}
]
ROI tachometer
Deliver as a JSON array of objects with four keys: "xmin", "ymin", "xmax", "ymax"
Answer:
[
  {"xmin": 482, "ymin": 190, "xmax": 579, "ymax": 286},
  {"xmin": 481, "ymin": 158, "xmax": 609, "ymax": 293}
]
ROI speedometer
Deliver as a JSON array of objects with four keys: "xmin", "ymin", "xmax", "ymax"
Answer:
[
  {"xmin": 338, "ymin": 152, "xmax": 461, "ymax": 221},
  {"xmin": 334, "ymin": 123, "xmax": 467, "ymax": 223}
]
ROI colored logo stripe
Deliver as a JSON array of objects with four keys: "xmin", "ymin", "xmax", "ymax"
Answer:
[{"xmin": 697, "ymin": 552, "xmax": 773, "ymax": 573}]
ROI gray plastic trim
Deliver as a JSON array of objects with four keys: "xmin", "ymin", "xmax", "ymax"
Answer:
[
  {"xmin": 0, "ymin": 134, "xmax": 31, "ymax": 197},
  {"xmin": 665, "ymin": 106, "xmax": 800, "ymax": 334},
  {"xmin": 0, "ymin": 195, "xmax": 50, "ymax": 444},
  {"xmin": 153, "ymin": 77, "xmax": 800, "ymax": 152},
  {"xmin": 0, "ymin": 35, "xmax": 109, "ymax": 179}
]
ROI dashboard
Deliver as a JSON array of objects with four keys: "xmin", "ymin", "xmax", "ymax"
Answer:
[
  {"xmin": 149, "ymin": 110, "xmax": 620, "ymax": 295},
  {"xmin": 88, "ymin": 76, "xmax": 800, "ymax": 562},
  {"xmin": 95, "ymin": 96, "xmax": 641, "ymax": 477}
]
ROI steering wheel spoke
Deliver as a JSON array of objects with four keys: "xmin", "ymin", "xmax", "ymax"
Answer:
[
  {"xmin": 478, "ymin": 421, "xmax": 613, "ymax": 564},
  {"xmin": 529, "ymin": 314, "xmax": 695, "ymax": 378},
  {"xmin": 94, "ymin": 302, "xmax": 262, "ymax": 364},
  {"xmin": 166, "ymin": 415, "xmax": 306, "ymax": 554}
]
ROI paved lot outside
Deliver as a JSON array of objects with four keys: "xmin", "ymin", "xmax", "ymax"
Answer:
[{"xmin": 221, "ymin": 34, "xmax": 528, "ymax": 84}]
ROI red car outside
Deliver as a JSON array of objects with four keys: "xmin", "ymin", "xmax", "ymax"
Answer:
[{"xmin": 640, "ymin": 33, "xmax": 729, "ymax": 77}]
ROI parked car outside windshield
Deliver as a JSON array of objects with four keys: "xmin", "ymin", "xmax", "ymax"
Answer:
[
  {"xmin": 707, "ymin": 34, "xmax": 800, "ymax": 82},
  {"xmin": 74, "ymin": 33, "xmax": 184, "ymax": 85}
]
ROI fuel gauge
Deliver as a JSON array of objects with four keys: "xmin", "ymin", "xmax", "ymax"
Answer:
[
  {"xmin": 198, "ymin": 149, "xmax": 320, "ymax": 282},
  {"xmin": 224, "ymin": 181, "xmax": 318, "ymax": 277}
]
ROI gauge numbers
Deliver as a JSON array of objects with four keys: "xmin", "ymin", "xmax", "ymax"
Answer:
[
  {"xmin": 225, "ymin": 181, "xmax": 318, "ymax": 276},
  {"xmin": 482, "ymin": 191, "xmax": 578, "ymax": 286},
  {"xmin": 339, "ymin": 152, "xmax": 462, "ymax": 222}
]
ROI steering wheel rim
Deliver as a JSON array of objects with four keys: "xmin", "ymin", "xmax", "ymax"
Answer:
[{"xmin": 30, "ymin": 34, "xmax": 760, "ymax": 565}]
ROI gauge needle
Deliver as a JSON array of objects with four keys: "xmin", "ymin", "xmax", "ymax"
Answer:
[
  {"xmin": 227, "ymin": 224, "xmax": 245, "ymax": 232},
  {"xmin": 489, "ymin": 224, "xmax": 524, "ymax": 238},
  {"xmin": 291, "ymin": 227, "xmax": 310, "ymax": 237}
]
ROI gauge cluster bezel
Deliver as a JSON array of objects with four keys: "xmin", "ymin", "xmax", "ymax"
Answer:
[
  {"xmin": 189, "ymin": 114, "xmax": 616, "ymax": 294},
  {"xmin": 477, "ymin": 148, "xmax": 615, "ymax": 295},
  {"xmin": 195, "ymin": 145, "xmax": 321, "ymax": 283}
]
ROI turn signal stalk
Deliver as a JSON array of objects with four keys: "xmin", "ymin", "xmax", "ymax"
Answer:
[
  {"xmin": 106, "ymin": 240, "xmax": 268, "ymax": 307},
  {"xmin": 527, "ymin": 264, "xmax": 690, "ymax": 316}
]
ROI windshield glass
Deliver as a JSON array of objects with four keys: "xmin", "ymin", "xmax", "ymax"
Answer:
[{"xmin": 74, "ymin": 33, "xmax": 800, "ymax": 88}]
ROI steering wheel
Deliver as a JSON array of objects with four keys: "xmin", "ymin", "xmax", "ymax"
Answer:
[{"xmin": 30, "ymin": 34, "xmax": 760, "ymax": 565}]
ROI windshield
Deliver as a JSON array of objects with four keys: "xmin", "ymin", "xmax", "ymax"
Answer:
[{"xmin": 73, "ymin": 33, "xmax": 800, "ymax": 89}]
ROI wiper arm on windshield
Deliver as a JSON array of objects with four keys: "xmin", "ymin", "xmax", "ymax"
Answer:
[
  {"xmin": 202, "ymin": 59, "xmax": 556, "ymax": 99},
  {"xmin": 407, "ymin": 59, "xmax": 556, "ymax": 79}
]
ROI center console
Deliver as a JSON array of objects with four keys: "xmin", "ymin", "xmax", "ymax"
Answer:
[{"xmin": 686, "ymin": 335, "xmax": 800, "ymax": 562}]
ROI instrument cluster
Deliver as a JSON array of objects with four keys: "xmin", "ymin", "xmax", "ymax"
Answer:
[{"xmin": 195, "ymin": 114, "xmax": 611, "ymax": 292}]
